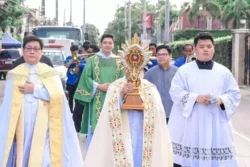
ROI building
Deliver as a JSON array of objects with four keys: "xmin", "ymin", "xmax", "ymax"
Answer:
[{"xmin": 169, "ymin": 7, "xmax": 233, "ymax": 33}]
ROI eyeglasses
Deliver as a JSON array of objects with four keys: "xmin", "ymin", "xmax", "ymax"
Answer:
[
  {"xmin": 156, "ymin": 53, "xmax": 169, "ymax": 57},
  {"xmin": 24, "ymin": 47, "xmax": 41, "ymax": 52}
]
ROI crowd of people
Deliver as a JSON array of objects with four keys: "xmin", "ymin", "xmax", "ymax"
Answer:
[{"xmin": 0, "ymin": 32, "xmax": 241, "ymax": 167}]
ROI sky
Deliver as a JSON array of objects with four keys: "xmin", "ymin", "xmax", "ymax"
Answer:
[{"xmin": 25, "ymin": 0, "xmax": 192, "ymax": 34}]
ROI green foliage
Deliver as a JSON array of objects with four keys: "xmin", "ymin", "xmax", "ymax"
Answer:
[
  {"xmin": 43, "ymin": 18, "xmax": 57, "ymax": 26},
  {"xmin": 222, "ymin": 0, "xmax": 250, "ymax": 29},
  {"xmin": 65, "ymin": 22, "xmax": 73, "ymax": 26},
  {"xmin": 0, "ymin": 0, "xmax": 28, "ymax": 32},
  {"xmin": 105, "ymin": 1, "xmax": 183, "ymax": 52},
  {"xmin": 156, "ymin": 2, "xmax": 182, "ymax": 29},
  {"xmin": 174, "ymin": 29, "xmax": 232, "ymax": 41},
  {"xmin": 105, "ymin": 2, "xmax": 156, "ymax": 52},
  {"xmin": 84, "ymin": 23, "xmax": 100, "ymax": 45},
  {"xmin": 14, "ymin": 33, "xmax": 23, "ymax": 42},
  {"xmin": 168, "ymin": 36, "xmax": 232, "ymax": 69},
  {"xmin": 216, "ymin": 0, "xmax": 233, "ymax": 9},
  {"xmin": 0, "ymin": 31, "xmax": 3, "ymax": 40}
]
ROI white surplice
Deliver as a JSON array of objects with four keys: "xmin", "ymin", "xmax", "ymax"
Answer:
[
  {"xmin": 168, "ymin": 61, "xmax": 241, "ymax": 167},
  {"xmin": 0, "ymin": 63, "xmax": 83, "ymax": 167},
  {"xmin": 84, "ymin": 77, "xmax": 173, "ymax": 167}
]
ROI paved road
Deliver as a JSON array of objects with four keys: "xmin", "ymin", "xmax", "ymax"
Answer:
[
  {"xmin": 233, "ymin": 86, "xmax": 250, "ymax": 167},
  {"xmin": 0, "ymin": 80, "xmax": 249, "ymax": 166},
  {"xmin": 0, "ymin": 80, "xmax": 5, "ymax": 102}
]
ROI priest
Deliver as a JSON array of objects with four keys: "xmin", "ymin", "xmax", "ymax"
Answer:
[
  {"xmin": 84, "ymin": 36, "xmax": 173, "ymax": 167},
  {"xmin": 0, "ymin": 35, "xmax": 83, "ymax": 167},
  {"xmin": 168, "ymin": 32, "xmax": 241, "ymax": 167}
]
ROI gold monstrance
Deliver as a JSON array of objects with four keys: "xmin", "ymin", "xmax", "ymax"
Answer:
[{"xmin": 117, "ymin": 34, "xmax": 156, "ymax": 110}]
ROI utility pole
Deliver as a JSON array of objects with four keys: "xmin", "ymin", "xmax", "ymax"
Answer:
[
  {"xmin": 82, "ymin": 0, "xmax": 86, "ymax": 41},
  {"xmin": 156, "ymin": 18, "xmax": 161, "ymax": 43},
  {"xmin": 142, "ymin": 0, "xmax": 147, "ymax": 40},
  {"xmin": 63, "ymin": 8, "xmax": 65, "ymax": 26},
  {"xmin": 56, "ymin": 0, "xmax": 58, "ymax": 25},
  {"xmin": 41, "ymin": 0, "xmax": 45, "ymax": 16},
  {"xmin": 124, "ymin": 0, "xmax": 127, "ymax": 40},
  {"xmin": 70, "ymin": 0, "xmax": 72, "ymax": 25},
  {"xmin": 128, "ymin": 0, "xmax": 131, "ymax": 42},
  {"xmin": 164, "ymin": 0, "xmax": 169, "ymax": 43}
]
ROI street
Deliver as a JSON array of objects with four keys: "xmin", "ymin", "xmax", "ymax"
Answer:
[{"xmin": 0, "ymin": 80, "xmax": 249, "ymax": 166}]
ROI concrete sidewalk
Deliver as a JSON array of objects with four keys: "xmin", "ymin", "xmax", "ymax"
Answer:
[{"xmin": 234, "ymin": 86, "xmax": 250, "ymax": 167}]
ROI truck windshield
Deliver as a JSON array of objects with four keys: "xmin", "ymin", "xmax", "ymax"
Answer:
[{"xmin": 32, "ymin": 27, "xmax": 82, "ymax": 45}]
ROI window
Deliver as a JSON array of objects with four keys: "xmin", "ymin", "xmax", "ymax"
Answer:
[
  {"xmin": 33, "ymin": 29, "xmax": 81, "ymax": 41},
  {"xmin": 43, "ymin": 52, "xmax": 64, "ymax": 66},
  {"xmin": 0, "ymin": 50, "xmax": 20, "ymax": 59}
]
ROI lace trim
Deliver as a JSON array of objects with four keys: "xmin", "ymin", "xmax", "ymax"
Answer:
[
  {"xmin": 94, "ymin": 55, "xmax": 101, "ymax": 120},
  {"xmin": 108, "ymin": 81, "xmax": 156, "ymax": 166},
  {"xmin": 227, "ymin": 95, "xmax": 236, "ymax": 111},
  {"xmin": 108, "ymin": 84, "xmax": 132, "ymax": 166},
  {"xmin": 115, "ymin": 60, "xmax": 122, "ymax": 80},
  {"xmin": 179, "ymin": 94, "xmax": 189, "ymax": 108},
  {"xmin": 173, "ymin": 142, "xmax": 236, "ymax": 161},
  {"xmin": 141, "ymin": 85, "xmax": 156, "ymax": 166},
  {"xmin": 75, "ymin": 88, "xmax": 92, "ymax": 96}
]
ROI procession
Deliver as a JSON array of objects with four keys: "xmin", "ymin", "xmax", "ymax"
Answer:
[{"xmin": 0, "ymin": 0, "xmax": 250, "ymax": 167}]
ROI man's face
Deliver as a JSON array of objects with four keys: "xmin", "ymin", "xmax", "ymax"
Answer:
[
  {"xmin": 100, "ymin": 38, "xmax": 114, "ymax": 53},
  {"xmin": 194, "ymin": 40, "xmax": 215, "ymax": 62},
  {"xmin": 82, "ymin": 48, "xmax": 87, "ymax": 54},
  {"xmin": 183, "ymin": 45, "xmax": 193, "ymax": 57},
  {"xmin": 22, "ymin": 41, "xmax": 42, "ymax": 65},
  {"xmin": 157, "ymin": 48, "xmax": 172, "ymax": 66},
  {"xmin": 149, "ymin": 45, "xmax": 156, "ymax": 56}
]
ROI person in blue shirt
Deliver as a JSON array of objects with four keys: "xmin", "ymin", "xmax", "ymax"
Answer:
[
  {"xmin": 64, "ymin": 45, "xmax": 85, "ymax": 112},
  {"xmin": 174, "ymin": 44, "xmax": 193, "ymax": 67},
  {"xmin": 144, "ymin": 42, "xmax": 158, "ymax": 72}
]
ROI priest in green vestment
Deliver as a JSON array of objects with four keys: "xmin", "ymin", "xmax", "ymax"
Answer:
[{"xmin": 74, "ymin": 34, "xmax": 124, "ymax": 139}]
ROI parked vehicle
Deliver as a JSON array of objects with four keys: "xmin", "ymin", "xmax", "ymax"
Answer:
[
  {"xmin": 0, "ymin": 49, "xmax": 22, "ymax": 80},
  {"xmin": 43, "ymin": 44, "xmax": 68, "ymax": 98},
  {"xmin": 31, "ymin": 26, "xmax": 82, "ymax": 49}
]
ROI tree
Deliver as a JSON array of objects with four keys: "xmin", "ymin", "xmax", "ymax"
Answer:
[
  {"xmin": 83, "ymin": 23, "xmax": 100, "ymax": 44},
  {"xmin": 188, "ymin": 0, "xmax": 221, "ymax": 25},
  {"xmin": 222, "ymin": 0, "xmax": 250, "ymax": 28},
  {"xmin": 156, "ymin": 2, "xmax": 182, "ymax": 29},
  {"xmin": 104, "ymin": 1, "xmax": 181, "ymax": 50},
  {"xmin": 65, "ymin": 21, "xmax": 73, "ymax": 26},
  {"xmin": 216, "ymin": 0, "xmax": 233, "ymax": 9},
  {"xmin": 43, "ymin": 18, "xmax": 57, "ymax": 26},
  {"xmin": 0, "ymin": 0, "xmax": 28, "ymax": 32},
  {"xmin": 105, "ymin": 2, "xmax": 156, "ymax": 52}
]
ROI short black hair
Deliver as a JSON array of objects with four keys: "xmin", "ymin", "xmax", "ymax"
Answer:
[
  {"xmin": 194, "ymin": 32, "xmax": 214, "ymax": 46},
  {"xmin": 83, "ymin": 40, "xmax": 91, "ymax": 45},
  {"xmin": 100, "ymin": 34, "xmax": 114, "ymax": 43},
  {"xmin": 23, "ymin": 35, "xmax": 44, "ymax": 49},
  {"xmin": 183, "ymin": 44, "xmax": 193, "ymax": 50},
  {"xmin": 149, "ymin": 43, "xmax": 157, "ymax": 48},
  {"xmin": 82, "ymin": 44, "xmax": 90, "ymax": 51},
  {"xmin": 70, "ymin": 45, "xmax": 79, "ymax": 52},
  {"xmin": 90, "ymin": 44, "xmax": 100, "ymax": 52},
  {"xmin": 156, "ymin": 45, "xmax": 172, "ymax": 54},
  {"xmin": 82, "ymin": 40, "xmax": 91, "ymax": 50}
]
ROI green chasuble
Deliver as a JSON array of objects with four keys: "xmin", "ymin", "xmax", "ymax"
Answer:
[{"xmin": 74, "ymin": 54, "xmax": 124, "ymax": 133}]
